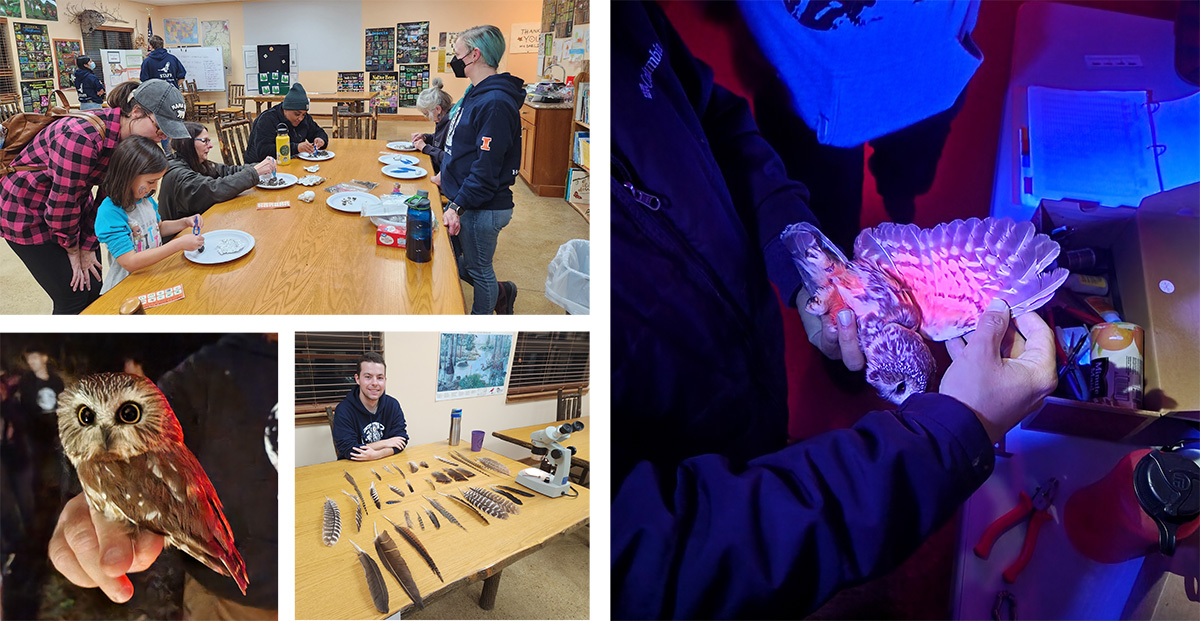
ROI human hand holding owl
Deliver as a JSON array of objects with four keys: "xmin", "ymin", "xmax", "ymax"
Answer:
[{"xmin": 49, "ymin": 493, "xmax": 165, "ymax": 603}]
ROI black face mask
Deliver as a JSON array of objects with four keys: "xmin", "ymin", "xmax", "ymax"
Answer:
[{"xmin": 449, "ymin": 53, "xmax": 473, "ymax": 78}]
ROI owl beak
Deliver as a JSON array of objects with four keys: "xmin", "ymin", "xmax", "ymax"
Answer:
[{"xmin": 101, "ymin": 425, "xmax": 114, "ymax": 450}]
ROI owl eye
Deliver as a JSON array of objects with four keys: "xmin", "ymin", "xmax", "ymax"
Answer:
[
  {"xmin": 76, "ymin": 405, "xmax": 95, "ymax": 426},
  {"xmin": 895, "ymin": 381, "xmax": 907, "ymax": 395},
  {"xmin": 117, "ymin": 401, "xmax": 142, "ymax": 425}
]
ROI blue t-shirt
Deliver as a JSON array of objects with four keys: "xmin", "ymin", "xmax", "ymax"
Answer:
[{"xmin": 95, "ymin": 195, "xmax": 162, "ymax": 293}]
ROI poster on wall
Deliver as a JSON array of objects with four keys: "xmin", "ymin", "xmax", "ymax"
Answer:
[
  {"xmin": 164, "ymin": 18, "xmax": 199, "ymax": 46},
  {"xmin": 435, "ymin": 333, "xmax": 515, "ymax": 401},
  {"xmin": 574, "ymin": 0, "xmax": 589, "ymax": 24},
  {"xmin": 540, "ymin": 33, "xmax": 553, "ymax": 75},
  {"xmin": 541, "ymin": 0, "xmax": 554, "ymax": 33},
  {"xmin": 396, "ymin": 21, "xmax": 428, "ymax": 64},
  {"xmin": 257, "ymin": 44, "xmax": 290, "ymax": 96},
  {"xmin": 14, "ymin": 22, "xmax": 51, "ymax": 80},
  {"xmin": 22, "ymin": 0, "xmax": 54, "ymax": 21},
  {"xmin": 397, "ymin": 64, "xmax": 428, "ymax": 108},
  {"xmin": 337, "ymin": 71, "xmax": 364, "ymax": 92},
  {"xmin": 369, "ymin": 71, "xmax": 398, "ymax": 114},
  {"xmin": 437, "ymin": 31, "xmax": 459, "ymax": 74},
  {"xmin": 554, "ymin": 0, "xmax": 576, "ymax": 38},
  {"xmin": 509, "ymin": 22, "xmax": 540, "ymax": 55},
  {"xmin": 51, "ymin": 38, "xmax": 81, "ymax": 89},
  {"xmin": 2, "ymin": 1, "xmax": 21, "ymax": 18},
  {"xmin": 100, "ymin": 48, "xmax": 143, "ymax": 91},
  {"xmin": 201, "ymin": 20, "xmax": 232, "ymax": 76},
  {"xmin": 364, "ymin": 27, "xmax": 394, "ymax": 72},
  {"xmin": 19, "ymin": 78, "xmax": 53, "ymax": 112}
]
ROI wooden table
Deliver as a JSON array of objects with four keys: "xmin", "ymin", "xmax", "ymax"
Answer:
[
  {"xmin": 492, "ymin": 417, "xmax": 590, "ymax": 469},
  {"xmin": 247, "ymin": 91, "xmax": 379, "ymax": 115},
  {"xmin": 82, "ymin": 140, "xmax": 464, "ymax": 314},
  {"xmin": 294, "ymin": 440, "xmax": 590, "ymax": 619}
]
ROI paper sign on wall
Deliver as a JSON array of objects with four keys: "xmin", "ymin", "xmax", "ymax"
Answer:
[{"xmin": 510, "ymin": 22, "xmax": 541, "ymax": 54}]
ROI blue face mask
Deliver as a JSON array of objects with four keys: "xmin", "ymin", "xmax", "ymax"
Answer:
[{"xmin": 88, "ymin": 62, "xmax": 95, "ymax": 69}]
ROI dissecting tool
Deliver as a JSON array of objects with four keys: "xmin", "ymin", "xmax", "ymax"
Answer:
[{"xmin": 974, "ymin": 478, "xmax": 1058, "ymax": 583}]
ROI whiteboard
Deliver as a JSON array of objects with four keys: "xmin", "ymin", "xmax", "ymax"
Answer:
[{"xmin": 167, "ymin": 46, "xmax": 225, "ymax": 91}]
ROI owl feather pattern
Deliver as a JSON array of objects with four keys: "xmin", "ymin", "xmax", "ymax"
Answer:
[
  {"xmin": 57, "ymin": 373, "xmax": 249, "ymax": 595},
  {"xmin": 782, "ymin": 217, "xmax": 1068, "ymax": 404}
]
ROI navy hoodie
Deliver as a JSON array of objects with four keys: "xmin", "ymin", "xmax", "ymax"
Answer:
[
  {"xmin": 331, "ymin": 387, "xmax": 408, "ymax": 461},
  {"xmin": 611, "ymin": 3, "xmax": 996, "ymax": 618},
  {"xmin": 139, "ymin": 48, "xmax": 186, "ymax": 87},
  {"xmin": 73, "ymin": 68, "xmax": 105, "ymax": 104},
  {"xmin": 441, "ymin": 73, "xmax": 524, "ymax": 211}
]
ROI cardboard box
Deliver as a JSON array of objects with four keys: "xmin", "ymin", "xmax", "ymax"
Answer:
[
  {"xmin": 376, "ymin": 224, "xmax": 406, "ymax": 248},
  {"xmin": 1021, "ymin": 183, "xmax": 1199, "ymax": 443}
]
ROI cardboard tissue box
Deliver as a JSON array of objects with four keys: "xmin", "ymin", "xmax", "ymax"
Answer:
[{"xmin": 376, "ymin": 224, "xmax": 406, "ymax": 248}]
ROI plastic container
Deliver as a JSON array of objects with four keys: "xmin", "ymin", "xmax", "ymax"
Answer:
[
  {"xmin": 471, "ymin": 430, "xmax": 485, "ymax": 452},
  {"xmin": 405, "ymin": 192, "xmax": 432, "ymax": 263},
  {"xmin": 545, "ymin": 239, "xmax": 589, "ymax": 314}
]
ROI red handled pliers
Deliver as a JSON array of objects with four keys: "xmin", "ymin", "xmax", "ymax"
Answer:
[{"xmin": 974, "ymin": 478, "xmax": 1058, "ymax": 583}]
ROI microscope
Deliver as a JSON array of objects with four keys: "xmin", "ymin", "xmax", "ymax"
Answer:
[{"xmin": 515, "ymin": 420, "xmax": 584, "ymax": 497}]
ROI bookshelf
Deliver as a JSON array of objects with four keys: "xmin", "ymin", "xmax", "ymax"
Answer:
[{"xmin": 566, "ymin": 71, "xmax": 589, "ymax": 223}]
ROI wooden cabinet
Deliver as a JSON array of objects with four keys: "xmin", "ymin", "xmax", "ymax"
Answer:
[{"xmin": 518, "ymin": 103, "xmax": 572, "ymax": 197}]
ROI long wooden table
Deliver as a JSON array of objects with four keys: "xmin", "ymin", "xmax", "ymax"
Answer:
[
  {"xmin": 247, "ymin": 91, "xmax": 379, "ymax": 115},
  {"xmin": 492, "ymin": 417, "xmax": 590, "ymax": 469},
  {"xmin": 82, "ymin": 140, "xmax": 464, "ymax": 314},
  {"xmin": 294, "ymin": 440, "xmax": 590, "ymax": 619}
]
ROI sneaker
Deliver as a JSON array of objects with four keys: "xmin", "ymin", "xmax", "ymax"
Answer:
[{"xmin": 497, "ymin": 281, "xmax": 517, "ymax": 315}]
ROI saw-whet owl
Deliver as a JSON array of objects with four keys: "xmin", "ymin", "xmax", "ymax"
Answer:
[
  {"xmin": 783, "ymin": 217, "xmax": 1068, "ymax": 405},
  {"xmin": 57, "ymin": 373, "xmax": 249, "ymax": 595}
]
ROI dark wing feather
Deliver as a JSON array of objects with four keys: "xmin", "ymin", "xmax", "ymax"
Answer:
[
  {"xmin": 344, "ymin": 470, "xmax": 368, "ymax": 515},
  {"xmin": 374, "ymin": 530, "xmax": 424, "ymax": 610},
  {"xmin": 425, "ymin": 508, "xmax": 440, "ymax": 529},
  {"xmin": 496, "ymin": 484, "xmax": 534, "ymax": 498},
  {"xmin": 351, "ymin": 542, "xmax": 389, "ymax": 614}
]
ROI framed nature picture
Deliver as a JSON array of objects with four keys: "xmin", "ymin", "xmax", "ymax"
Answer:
[
  {"xmin": 22, "ymin": 0, "xmax": 55, "ymax": 21},
  {"xmin": 52, "ymin": 38, "xmax": 81, "ymax": 89}
]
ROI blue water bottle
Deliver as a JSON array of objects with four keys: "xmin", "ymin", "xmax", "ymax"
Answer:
[{"xmin": 405, "ymin": 190, "xmax": 432, "ymax": 263}]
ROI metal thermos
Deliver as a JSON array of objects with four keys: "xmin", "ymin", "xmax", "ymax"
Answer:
[{"xmin": 449, "ymin": 408, "xmax": 462, "ymax": 445}]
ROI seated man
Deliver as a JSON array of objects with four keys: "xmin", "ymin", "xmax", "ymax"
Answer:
[
  {"xmin": 244, "ymin": 83, "xmax": 329, "ymax": 163},
  {"xmin": 332, "ymin": 352, "xmax": 408, "ymax": 461}
]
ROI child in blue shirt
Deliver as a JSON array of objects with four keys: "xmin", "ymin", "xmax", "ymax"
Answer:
[{"xmin": 95, "ymin": 135, "xmax": 205, "ymax": 294}]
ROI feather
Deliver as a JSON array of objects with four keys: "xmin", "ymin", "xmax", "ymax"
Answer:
[
  {"xmin": 322, "ymin": 496, "xmax": 341, "ymax": 546},
  {"xmin": 342, "ymin": 490, "xmax": 363, "ymax": 532},
  {"xmin": 382, "ymin": 516, "xmax": 444, "ymax": 583},
  {"xmin": 425, "ymin": 508, "xmax": 440, "ymax": 529},
  {"xmin": 474, "ymin": 486, "xmax": 519, "ymax": 514},
  {"xmin": 386, "ymin": 500, "xmax": 403, "ymax": 505},
  {"xmin": 496, "ymin": 484, "xmax": 534, "ymax": 498},
  {"xmin": 478, "ymin": 457, "xmax": 511, "ymax": 475},
  {"xmin": 417, "ymin": 511, "xmax": 425, "ymax": 530},
  {"xmin": 381, "ymin": 464, "xmax": 392, "ymax": 475},
  {"xmin": 424, "ymin": 495, "xmax": 467, "ymax": 531},
  {"xmin": 450, "ymin": 450, "xmax": 492, "ymax": 477},
  {"xmin": 374, "ymin": 525, "xmax": 424, "ymax": 610},
  {"xmin": 404, "ymin": 510, "xmax": 413, "ymax": 529},
  {"xmin": 369, "ymin": 482, "xmax": 381, "ymax": 509},
  {"xmin": 432, "ymin": 470, "xmax": 453, "ymax": 484},
  {"xmin": 350, "ymin": 539, "xmax": 389, "ymax": 614},
  {"xmin": 408, "ymin": 461, "xmax": 419, "ymax": 474},
  {"xmin": 489, "ymin": 486, "xmax": 524, "ymax": 506},
  {"xmin": 344, "ymin": 470, "xmax": 369, "ymax": 515},
  {"xmin": 438, "ymin": 491, "xmax": 491, "ymax": 525},
  {"xmin": 424, "ymin": 477, "xmax": 437, "ymax": 490},
  {"xmin": 455, "ymin": 467, "xmax": 477, "ymax": 478},
  {"xmin": 444, "ymin": 468, "xmax": 467, "ymax": 482},
  {"xmin": 388, "ymin": 483, "xmax": 406, "ymax": 498},
  {"xmin": 434, "ymin": 455, "xmax": 460, "ymax": 467},
  {"xmin": 419, "ymin": 461, "xmax": 429, "ymax": 469},
  {"xmin": 462, "ymin": 487, "xmax": 510, "ymax": 519},
  {"xmin": 406, "ymin": 480, "xmax": 415, "ymax": 493},
  {"xmin": 371, "ymin": 468, "xmax": 382, "ymax": 481}
]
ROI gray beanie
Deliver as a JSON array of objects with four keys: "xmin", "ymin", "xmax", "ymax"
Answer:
[{"xmin": 282, "ymin": 83, "xmax": 309, "ymax": 110}]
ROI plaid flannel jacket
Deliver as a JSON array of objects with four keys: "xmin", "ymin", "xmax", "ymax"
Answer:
[{"xmin": 0, "ymin": 108, "xmax": 122, "ymax": 251}]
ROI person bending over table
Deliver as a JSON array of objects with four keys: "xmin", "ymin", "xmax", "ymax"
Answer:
[
  {"xmin": 332, "ymin": 352, "xmax": 409, "ymax": 462},
  {"xmin": 244, "ymin": 83, "xmax": 329, "ymax": 163},
  {"xmin": 159, "ymin": 122, "xmax": 277, "ymax": 220}
]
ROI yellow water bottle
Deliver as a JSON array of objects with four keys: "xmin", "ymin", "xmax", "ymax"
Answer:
[{"xmin": 275, "ymin": 123, "xmax": 290, "ymax": 164}]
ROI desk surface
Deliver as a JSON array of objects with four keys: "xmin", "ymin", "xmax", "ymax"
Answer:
[
  {"xmin": 294, "ymin": 440, "xmax": 589, "ymax": 619},
  {"xmin": 247, "ymin": 92, "xmax": 379, "ymax": 103},
  {"xmin": 493, "ymin": 417, "xmax": 590, "ymax": 466},
  {"xmin": 83, "ymin": 141, "xmax": 464, "ymax": 314}
]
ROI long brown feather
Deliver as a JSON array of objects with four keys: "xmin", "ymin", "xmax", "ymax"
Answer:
[
  {"xmin": 382, "ymin": 515, "xmax": 444, "ymax": 582},
  {"xmin": 477, "ymin": 456, "xmax": 511, "ymax": 475},
  {"xmin": 374, "ymin": 525, "xmax": 424, "ymax": 610},
  {"xmin": 342, "ymin": 490, "xmax": 363, "ymax": 532},
  {"xmin": 350, "ymin": 539, "xmax": 389, "ymax": 614},
  {"xmin": 344, "ymin": 470, "xmax": 369, "ymax": 515},
  {"xmin": 438, "ymin": 491, "xmax": 491, "ymax": 525},
  {"xmin": 424, "ymin": 495, "xmax": 468, "ymax": 531},
  {"xmin": 450, "ymin": 450, "xmax": 492, "ymax": 477},
  {"xmin": 322, "ymin": 496, "xmax": 341, "ymax": 546}
]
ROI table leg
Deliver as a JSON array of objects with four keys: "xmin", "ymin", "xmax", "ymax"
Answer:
[{"xmin": 479, "ymin": 571, "xmax": 502, "ymax": 610}]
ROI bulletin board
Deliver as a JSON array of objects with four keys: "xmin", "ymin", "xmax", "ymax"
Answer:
[
  {"xmin": 100, "ymin": 49, "xmax": 143, "ymax": 91},
  {"xmin": 397, "ymin": 64, "xmax": 429, "ymax": 108},
  {"xmin": 167, "ymin": 46, "xmax": 224, "ymax": 91},
  {"xmin": 51, "ymin": 38, "xmax": 81, "ymax": 89},
  {"xmin": 365, "ymin": 27, "xmax": 393, "ymax": 72},
  {"xmin": 396, "ymin": 21, "xmax": 428, "ymax": 64},
  {"xmin": 337, "ymin": 71, "xmax": 364, "ymax": 92},
  {"xmin": 15, "ymin": 22, "xmax": 51, "ymax": 80},
  {"xmin": 369, "ymin": 71, "xmax": 397, "ymax": 114},
  {"xmin": 256, "ymin": 44, "xmax": 290, "ymax": 96},
  {"xmin": 19, "ymin": 78, "xmax": 53, "ymax": 112}
]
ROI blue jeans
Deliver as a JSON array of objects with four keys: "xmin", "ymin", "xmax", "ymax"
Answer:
[
  {"xmin": 457, "ymin": 208, "xmax": 512, "ymax": 314},
  {"xmin": 79, "ymin": 102, "xmax": 102, "ymax": 111}
]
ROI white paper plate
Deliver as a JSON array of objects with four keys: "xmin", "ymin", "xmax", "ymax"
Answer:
[
  {"xmin": 386, "ymin": 141, "xmax": 417, "ymax": 152},
  {"xmin": 377, "ymin": 153, "xmax": 421, "ymax": 166},
  {"xmin": 257, "ymin": 172, "xmax": 298, "ymax": 189},
  {"xmin": 184, "ymin": 230, "xmax": 255, "ymax": 264},
  {"xmin": 326, "ymin": 191, "xmax": 381, "ymax": 213},
  {"xmin": 297, "ymin": 150, "xmax": 335, "ymax": 161},
  {"xmin": 381, "ymin": 165, "xmax": 429, "ymax": 180}
]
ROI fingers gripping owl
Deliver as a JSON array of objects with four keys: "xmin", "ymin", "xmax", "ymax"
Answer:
[{"xmin": 57, "ymin": 373, "xmax": 249, "ymax": 595}]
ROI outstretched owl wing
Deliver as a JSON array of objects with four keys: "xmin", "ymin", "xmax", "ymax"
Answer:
[{"xmin": 853, "ymin": 217, "xmax": 1068, "ymax": 341}]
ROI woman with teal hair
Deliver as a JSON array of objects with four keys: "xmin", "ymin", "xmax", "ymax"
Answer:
[{"xmin": 439, "ymin": 25, "xmax": 524, "ymax": 314}]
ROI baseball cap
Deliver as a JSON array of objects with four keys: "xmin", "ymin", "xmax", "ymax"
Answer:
[{"xmin": 131, "ymin": 80, "xmax": 189, "ymax": 139}]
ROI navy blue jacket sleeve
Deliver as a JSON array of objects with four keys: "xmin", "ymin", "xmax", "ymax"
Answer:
[
  {"xmin": 612, "ymin": 393, "xmax": 995, "ymax": 619},
  {"xmin": 331, "ymin": 400, "xmax": 358, "ymax": 461},
  {"xmin": 139, "ymin": 63, "xmax": 150, "ymax": 83},
  {"xmin": 447, "ymin": 103, "xmax": 518, "ymax": 210},
  {"xmin": 384, "ymin": 402, "xmax": 409, "ymax": 447}
]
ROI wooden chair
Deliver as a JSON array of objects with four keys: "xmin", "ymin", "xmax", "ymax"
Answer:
[
  {"xmin": 52, "ymin": 89, "xmax": 76, "ymax": 111},
  {"xmin": 0, "ymin": 98, "xmax": 21, "ymax": 122},
  {"xmin": 556, "ymin": 387, "xmax": 583, "ymax": 421},
  {"xmin": 333, "ymin": 110, "xmax": 377, "ymax": 140},
  {"xmin": 217, "ymin": 83, "xmax": 247, "ymax": 124},
  {"xmin": 185, "ymin": 80, "xmax": 217, "ymax": 122},
  {"xmin": 217, "ymin": 119, "xmax": 253, "ymax": 166}
]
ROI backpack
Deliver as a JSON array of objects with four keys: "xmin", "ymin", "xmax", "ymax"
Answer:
[{"xmin": 0, "ymin": 108, "xmax": 107, "ymax": 176}]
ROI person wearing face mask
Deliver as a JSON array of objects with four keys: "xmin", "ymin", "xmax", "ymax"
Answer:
[
  {"xmin": 0, "ymin": 79, "xmax": 189, "ymax": 314},
  {"xmin": 440, "ymin": 25, "xmax": 524, "ymax": 315},
  {"xmin": 72, "ymin": 56, "xmax": 105, "ymax": 111},
  {"xmin": 331, "ymin": 352, "xmax": 409, "ymax": 462},
  {"xmin": 243, "ymin": 83, "xmax": 329, "ymax": 163},
  {"xmin": 158, "ymin": 122, "xmax": 277, "ymax": 220},
  {"xmin": 411, "ymin": 78, "xmax": 453, "ymax": 174}
]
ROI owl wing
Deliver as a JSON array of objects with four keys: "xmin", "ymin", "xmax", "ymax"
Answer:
[{"xmin": 853, "ymin": 218, "xmax": 1068, "ymax": 341}]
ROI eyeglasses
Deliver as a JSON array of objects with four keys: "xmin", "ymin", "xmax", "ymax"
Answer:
[
  {"xmin": 144, "ymin": 113, "xmax": 165, "ymax": 138},
  {"xmin": 195, "ymin": 137, "xmax": 212, "ymax": 144}
]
